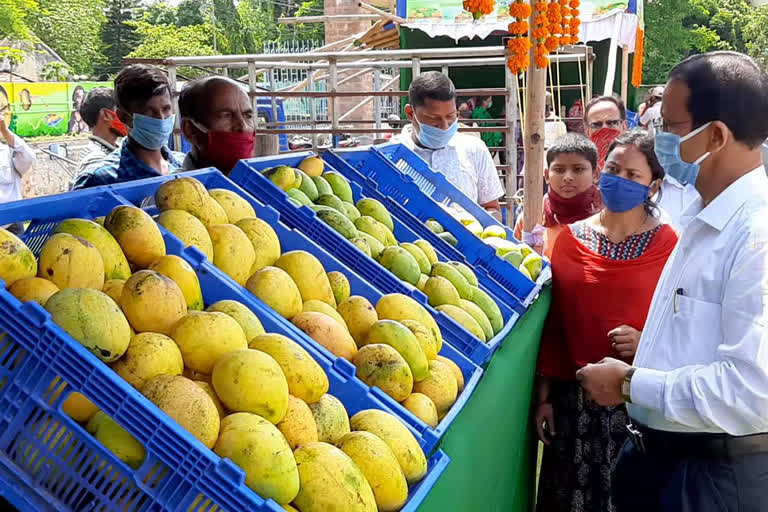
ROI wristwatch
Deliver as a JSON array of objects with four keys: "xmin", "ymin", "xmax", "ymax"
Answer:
[{"xmin": 622, "ymin": 367, "xmax": 637, "ymax": 403}]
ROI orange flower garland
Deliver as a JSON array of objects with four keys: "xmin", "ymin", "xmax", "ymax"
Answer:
[
  {"xmin": 532, "ymin": 1, "xmax": 550, "ymax": 68},
  {"xmin": 558, "ymin": 0, "xmax": 570, "ymax": 45},
  {"xmin": 464, "ymin": 0, "xmax": 496, "ymax": 19},
  {"xmin": 568, "ymin": 0, "xmax": 581, "ymax": 44},
  {"xmin": 506, "ymin": 1, "xmax": 532, "ymax": 75}
]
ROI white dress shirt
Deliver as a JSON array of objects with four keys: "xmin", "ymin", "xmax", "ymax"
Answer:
[
  {"xmin": 0, "ymin": 133, "xmax": 35, "ymax": 204},
  {"xmin": 656, "ymin": 175, "xmax": 699, "ymax": 233},
  {"xmin": 628, "ymin": 167, "xmax": 768, "ymax": 436},
  {"xmin": 396, "ymin": 126, "xmax": 505, "ymax": 205}
]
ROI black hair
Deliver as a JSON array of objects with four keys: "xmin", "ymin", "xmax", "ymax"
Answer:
[
  {"xmin": 71, "ymin": 85, "xmax": 85, "ymax": 109},
  {"xmin": 114, "ymin": 64, "xmax": 170, "ymax": 113},
  {"xmin": 547, "ymin": 133, "xmax": 598, "ymax": 170},
  {"xmin": 79, "ymin": 87, "xmax": 116, "ymax": 128},
  {"xmin": 584, "ymin": 95, "xmax": 627, "ymax": 122},
  {"xmin": 408, "ymin": 72, "xmax": 456, "ymax": 108},
  {"xmin": 668, "ymin": 51, "xmax": 768, "ymax": 149},
  {"xmin": 179, "ymin": 76, "xmax": 245, "ymax": 124},
  {"xmin": 607, "ymin": 130, "xmax": 665, "ymax": 216}
]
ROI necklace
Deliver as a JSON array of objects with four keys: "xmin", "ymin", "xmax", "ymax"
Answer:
[{"xmin": 598, "ymin": 210, "xmax": 650, "ymax": 244}]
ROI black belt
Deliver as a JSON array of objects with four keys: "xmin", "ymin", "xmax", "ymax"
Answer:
[{"xmin": 626, "ymin": 422, "xmax": 768, "ymax": 458}]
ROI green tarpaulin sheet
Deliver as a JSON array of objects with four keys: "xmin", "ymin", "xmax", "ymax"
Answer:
[{"xmin": 420, "ymin": 286, "xmax": 552, "ymax": 512}]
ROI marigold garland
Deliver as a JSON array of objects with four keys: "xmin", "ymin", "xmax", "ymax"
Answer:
[
  {"xmin": 530, "ymin": 1, "xmax": 550, "ymax": 68},
  {"xmin": 463, "ymin": 0, "xmax": 496, "ymax": 19},
  {"xmin": 506, "ymin": 0, "xmax": 532, "ymax": 75},
  {"xmin": 567, "ymin": 0, "xmax": 580, "ymax": 43}
]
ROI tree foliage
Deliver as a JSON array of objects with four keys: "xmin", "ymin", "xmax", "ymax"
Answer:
[
  {"xmin": 99, "ymin": 0, "xmax": 144, "ymax": 78},
  {"xmin": 126, "ymin": 22, "xmax": 215, "ymax": 78},
  {"xmin": 40, "ymin": 61, "xmax": 74, "ymax": 81},
  {"xmin": 31, "ymin": 0, "xmax": 107, "ymax": 76},
  {"xmin": 177, "ymin": 0, "xmax": 206, "ymax": 26},
  {"xmin": 0, "ymin": 0, "xmax": 39, "ymax": 42},
  {"xmin": 238, "ymin": 0, "xmax": 280, "ymax": 52},
  {"xmin": 277, "ymin": 0, "xmax": 324, "ymax": 43}
]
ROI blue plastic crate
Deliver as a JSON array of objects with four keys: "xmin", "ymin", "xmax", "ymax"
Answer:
[
  {"xmin": 327, "ymin": 147, "xmax": 550, "ymax": 308},
  {"xmin": 231, "ymin": 156, "xmax": 520, "ymax": 364},
  {"xmin": 0, "ymin": 182, "xmax": 451, "ymax": 511}
]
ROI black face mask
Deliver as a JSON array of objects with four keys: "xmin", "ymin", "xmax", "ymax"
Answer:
[{"xmin": 459, "ymin": 110, "xmax": 472, "ymax": 119}]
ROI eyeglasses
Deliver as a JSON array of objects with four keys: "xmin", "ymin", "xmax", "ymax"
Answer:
[
  {"xmin": 588, "ymin": 119, "xmax": 622, "ymax": 130},
  {"xmin": 653, "ymin": 117, "xmax": 691, "ymax": 133}
]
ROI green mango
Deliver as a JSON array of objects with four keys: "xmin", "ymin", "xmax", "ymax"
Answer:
[
  {"xmin": 377, "ymin": 246, "xmax": 421, "ymax": 286},
  {"xmin": 357, "ymin": 232, "xmax": 385, "ymax": 259},
  {"xmin": 400, "ymin": 242, "xmax": 432, "ymax": 275},
  {"xmin": 448, "ymin": 261, "xmax": 478, "ymax": 287},
  {"xmin": 356, "ymin": 198, "xmax": 394, "ymax": 232},
  {"xmin": 315, "ymin": 194, "xmax": 347, "ymax": 213},
  {"xmin": 297, "ymin": 169, "xmax": 319, "ymax": 201},
  {"xmin": 342, "ymin": 202, "xmax": 361, "ymax": 222},
  {"xmin": 322, "ymin": 172, "xmax": 354, "ymax": 203},
  {"xmin": 468, "ymin": 286, "xmax": 504, "ymax": 335},
  {"xmin": 423, "ymin": 276, "xmax": 461, "ymax": 308},
  {"xmin": 312, "ymin": 175, "xmax": 334, "ymax": 197},
  {"xmin": 437, "ymin": 231, "xmax": 458, "ymax": 246},
  {"xmin": 349, "ymin": 237, "xmax": 372, "ymax": 257},
  {"xmin": 287, "ymin": 188, "xmax": 313, "ymax": 207},
  {"xmin": 355, "ymin": 216, "xmax": 391, "ymax": 246},
  {"xmin": 316, "ymin": 209, "xmax": 358, "ymax": 239},
  {"xmin": 426, "ymin": 219, "xmax": 444, "ymax": 234},
  {"xmin": 431, "ymin": 262, "xmax": 472, "ymax": 300}
]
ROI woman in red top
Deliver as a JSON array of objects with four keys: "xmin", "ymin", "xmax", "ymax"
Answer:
[{"xmin": 535, "ymin": 131, "xmax": 678, "ymax": 512}]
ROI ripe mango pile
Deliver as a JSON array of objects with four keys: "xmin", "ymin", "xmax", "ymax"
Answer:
[
  {"xmin": 264, "ymin": 157, "xmax": 506, "ymax": 343},
  {"xmin": 0, "ymin": 176, "xmax": 471, "ymax": 511}
]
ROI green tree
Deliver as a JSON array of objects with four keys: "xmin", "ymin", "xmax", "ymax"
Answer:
[
  {"xmin": 126, "ymin": 22, "xmax": 216, "ymax": 78},
  {"xmin": 99, "ymin": 0, "xmax": 144, "ymax": 78},
  {"xmin": 0, "ymin": 0, "xmax": 39, "ymax": 41},
  {"xmin": 40, "ymin": 61, "xmax": 74, "ymax": 81},
  {"xmin": 143, "ymin": 2, "xmax": 178, "ymax": 25},
  {"xmin": 31, "ymin": 0, "xmax": 107, "ymax": 76},
  {"xmin": 238, "ymin": 0, "xmax": 279, "ymax": 51},
  {"xmin": 277, "ymin": 0, "xmax": 324, "ymax": 43},
  {"xmin": 743, "ymin": 7, "xmax": 768, "ymax": 69},
  {"xmin": 177, "ymin": 0, "xmax": 206, "ymax": 26}
]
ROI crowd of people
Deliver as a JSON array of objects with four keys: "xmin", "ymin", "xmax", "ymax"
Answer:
[{"xmin": 0, "ymin": 49, "xmax": 767, "ymax": 512}]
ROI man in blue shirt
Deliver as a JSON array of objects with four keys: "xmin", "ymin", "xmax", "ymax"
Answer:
[{"xmin": 72, "ymin": 64, "xmax": 184, "ymax": 190}]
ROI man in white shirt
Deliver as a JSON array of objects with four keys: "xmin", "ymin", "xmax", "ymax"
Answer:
[
  {"xmin": 639, "ymin": 86, "xmax": 663, "ymax": 136},
  {"xmin": 396, "ymin": 72, "xmax": 505, "ymax": 219},
  {"xmin": 0, "ymin": 115, "xmax": 35, "ymax": 233},
  {"xmin": 577, "ymin": 51, "xmax": 768, "ymax": 511},
  {"xmin": 74, "ymin": 87, "xmax": 126, "ymax": 179}
]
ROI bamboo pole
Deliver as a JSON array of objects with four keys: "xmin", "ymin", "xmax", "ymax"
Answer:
[
  {"xmin": 356, "ymin": 21, "xmax": 384, "ymax": 46},
  {"xmin": 504, "ymin": 54, "xmax": 519, "ymax": 228},
  {"xmin": 357, "ymin": 2, "xmax": 406, "ymax": 23},
  {"xmin": 523, "ymin": 15, "xmax": 546, "ymax": 234},
  {"xmin": 279, "ymin": 14, "xmax": 381, "ymax": 24},
  {"xmin": 621, "ymin": 45, "xmax": 629, "ymax": 104}
]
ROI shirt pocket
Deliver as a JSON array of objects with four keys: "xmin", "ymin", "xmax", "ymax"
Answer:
[{"xmin": 671, "ymin": 294, "xmax": 723, "ymax": 364}]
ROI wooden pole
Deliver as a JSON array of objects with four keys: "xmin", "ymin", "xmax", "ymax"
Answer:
[
  {"xmin": 357, "ymin": 2, "xmax": 406, "ymax": 23},
  {"xmin": 523, "ymin": 12, "xmax": 546, "ymax": 234},
  {"xmin": 504, "ymin": 57, "xmax": 519, "ymax": 228},
  {"xmin": 620, "ymin": 45, "xmax": 629, "ymax": 104}
]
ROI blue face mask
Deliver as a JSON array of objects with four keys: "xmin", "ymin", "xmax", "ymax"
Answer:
[
  {"xmin": 415, "ymin": 115, "xmax": 458, "ymax": 150},
  {"xmin": 130, "ymin": 113, "xmax": 176, "ymax": 150},
  {"xmin": 599, "ymin": 172, "xmax": 650, "ymax": 213},
  {"xmin": 654, "ymin": 122, "xmax": 711, "ymax": 185}
]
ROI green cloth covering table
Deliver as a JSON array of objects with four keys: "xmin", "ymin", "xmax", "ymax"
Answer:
[{"xmin": 420, "ymin": 285, "xmax": 552, "ymax": 512}]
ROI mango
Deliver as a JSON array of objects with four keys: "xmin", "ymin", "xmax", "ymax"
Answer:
[
  {"xmin": 194, "ymin": 381, "xmax": 225, "ymax": 418},
  {"xmin": 9, "ymin": 277, "xmax": 59, "ymax": 306},
  {"xmin": 275, "ymin": 250, "xmax": 336, "ymax": 307},
  {"xmin": 291, "ymin": 311, "xmax": 357, "ymax": 360},
  {"xmin": 53, "ymin": 218, "xmax": 131, "ymax": 281},
  {"xmin": 208, "ymin": 188, "xmax": 256, "ymax": 224},
  {"xmin": 400, "ymin": 242, "xmax": 431, "ymax": 275},
  {"xmin": 302, "ymin": 300, "xmax": 347, "ymax": 330},
  {"xmin": 413, "ymin": 360, "xmax": 458, "ymax": 416},
  {"xmin": 356, "ymin": 198, "xmax": 394, "ymax": 232},
  {"xmin": 94, "ymin": 216, "xmax": 105, "ymax": 226},
  {"xmin": 377, "ymin": 246, "xmax": 421, "ymax": 285},
  {"xmin": 120, "ymin": 270, "xmax": 187, "ymax": 335},
  {"xmin": 316, "ymin": 208, "xmax": 358, "ymax": 240},
  {"xmin": 350, "ymin": 237, "xmax": 372, "ymax": 257},
  {"xmin": 460, "ymin": 299, "xmax": 494, "ymax": 340},
  {"xmin": 416, "ymin": 273, "xmax": 429, "ymax": 292},
  {"xmin": 376, "ymin": 293, "xmax": 443, "ymax": 353},
  {"xmin": 263, "ymin": 166, "xmax": 296, "ymax": 191},
  {"xmin": 288, "ymin": 188, "xmax": 313, "ymax": 207},
  {"xmin": 38, "ymin": 233, "xmax": 104, "ymax": 290},
  {"xmin": 337, "ymin": 296, "xmax": 378, "ymax": 347},
  {"xmin": 326, "ymin": 271, "xmax": 350, "ymax": 306},
  {"xmin": 413, "ymin": 239, "xmax": 438, "ymax": 266},
  {"xmin": 431, "ymin": 262, "xmax": 472, "ymax": 300},
  {"xmin": 336, "ymin": 431, "xmax": 409, "ymax": 512},
  {"xmin": 312, "ymin": 175, "xmax": 333, "ymax": 196},
  {"xmin": 246, "ymin": 266, "xmax": 303, "ymax": 319},
  {"xmin": 206, "ymin": 300, "xmax": 265, "ymax": 341},
  {"xmin": 45, "ymin": 377, "xmax": 99, "ymax": 422},
  {"xmin": 299, "ymin": 155, "xmax": 324, "ymax": 177},
  {"xmin": 86, "ymin": 412, "xmax": 145, "ymax": 469},
  {"xmin": 342, "ymin": 203, "xmax": 361, "ymax": 222},
  {"xmin": 355, "ymin": 216, "xmax": 391, "ymax": 246},
  {"xmin": 102, "ymin": 279, "xmax": 125, "ymax": 303},
  {"xmin": 520, "ymin": 244, "xmax": 533, "ymax": 258},
  {"xmin": 293, "ymin": 442, "xmax": 377, "ymax": 512},
  {"xmin": 425, "ymin": 219, "xmax": 444, "ymax": 234},
  {"xmin": 154, "ymin": 176, "xmax": 209, "ymax": 215},
  {"xmin": 208, "ymin": 224, "xmax": 255, "ymax": 286},
  {"xmin": 466, "ymin": 221, "xmax": 483, "ymax": 236},
  {"xmin": 522, "ymin": 252, "xmax": 543, "ymax": 281},
  {"xmin": 402, "ymin": 393, "xmax": 439, "ymax": 428},
  {"xmin": 481, "ymin": 225, "xmax": 507, "ymax": 239},
  {"xmin": 518, "ymin": 265, "xmax": 533, "ymax": 280},
  {"xmin": 357, "ymin": 232, "xmax": 384, "ymax": 258},
  {"xmin": 277, "ymin": 395, "xmax": 319, "ymax": 449},
  {"xmin": 104, "ymin": 205, "xmax": 166, "ymax": 268},
  {"xmin": 316, "ymin": 193, "xmax": 346, "ymax": 213},
  {"xmin": 469, "ymin": 286, "xmax": 504, "ymax": 335},
  {"xmin": 212, "ymin": 349, "xmax": 289, "ymax": 423},
  {"xmin": 171, "ymin": 311, "xmax": 248, "ymax": 374},
  {"xmin": 157, "ymin": 209, "xmax": 214, "ymax": 260},
  {"xmin": 111, "ymin": 332, "xmax": 184, "ymax": 390},
  {"xmin": 141, "ymin": 374, "xmax": 220, "ymax": 448},
  {"xmin": 400, "ymin": 319, "xmax": 438, "ymax": 361},
  {"xmin": 353, "ymin": 344, "xmax": 413, "ymax": 402},
  {"xmin": 438, "ymin": 231, "xmax": 458, "ymax": 246},
  {"xmin": 424, "ymin": 275, "xmax": 461, "ymax": 308},
  {"xmin": 437, "ymin": 304, "xmax": 486, "ymax": 341},
  {"xmin": 297, "ymin": 169, "xmax": 319, "ymax": 200},
  {"xmin": 249, "ymin": 333, "xmax": 329, "ymax": 404},
  {"xmin": 448, "ymin": 261, "xmax": 479, "ymax": 287},
  {"xmin": 236, "ymin": 218, "xmax": 281, "ymax": 274},
  {"xmin": 148, "ymin": 255, "xmax": 204, "ymax": 311},
  {"xmin": 215, "ymin": 413, "xmax": 300, "ymax": 504},
  {"xmin": 436, "ymin": 355, "xmax": 465, "ymax": 393},
  {"xmin": 366, "ymin": 320, "xmax": 429, "ymax": 381},
  {"xmin": 308, "ymin": 394, "xmax": 350, "ymax": 444},
  {"xmin": 350, "ymin": 409, "xmax": 427, "ymax": 484},
  {"xmin": 504, "ymin": 249, "xmax": 524, "ymax": 268},
  {"xmin": 323, "ymin": 171, "xmax": 354, "ymax": 203},
  {"xmin": 46, "ymin": 288, "xmax": 131, "ymax": 362}
]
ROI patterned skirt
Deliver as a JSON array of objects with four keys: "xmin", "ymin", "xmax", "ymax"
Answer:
[{"xmin": 536, "ymin": 379, "xmax": 629, "ymax": 512}]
